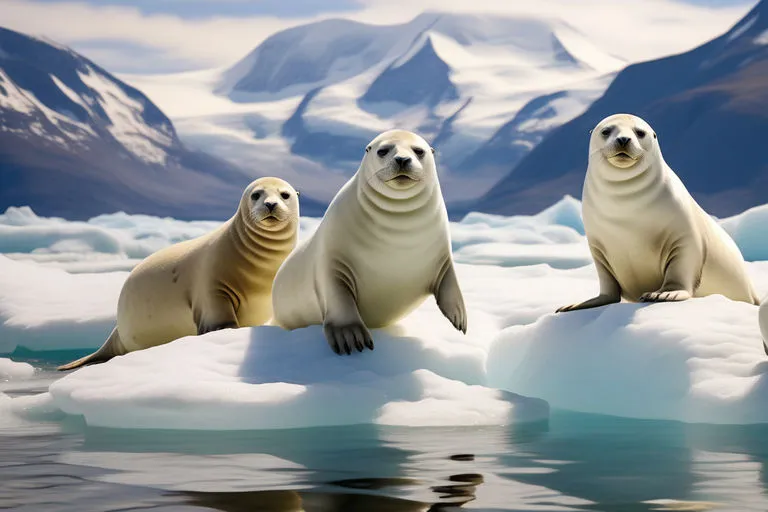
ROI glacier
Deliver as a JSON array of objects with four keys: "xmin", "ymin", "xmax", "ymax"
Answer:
[{"xmin": 2, "ymin": 197, "xmax": 768, "ymax": 429}]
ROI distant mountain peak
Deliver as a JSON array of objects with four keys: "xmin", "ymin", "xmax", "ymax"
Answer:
[
  {"xmin": 359, "ymin": 32, "xmax": 459, "ymax": 109},
  {"xmin": 0, "ymin": 25, "xmax": 306, "ymax": 221}
]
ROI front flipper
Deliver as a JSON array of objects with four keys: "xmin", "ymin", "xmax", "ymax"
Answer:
[
  {"xmin": 195, "ymin": 294, "xmax": 239, "ymax": 335},
  {"xmin": 556, "ymin": 294, "xmax": 620, "ymax": 313},
  {"xmin": 434, "ymin": 262, "xmax": 467, "ymax": 334},
  {"xmin": 557, "ymin": 250, "xmax": 621, "ymax": 313},
  {"xmin": 639, "ymin": 290, "xmax": 691, "ymax": 303},
  {"xmin": 639, "ymin": 247, "xmax": 698, "ymax": 303},
  {"xmin": 322, "ymin": 274, "xmax": 374, "ymax": 355}
]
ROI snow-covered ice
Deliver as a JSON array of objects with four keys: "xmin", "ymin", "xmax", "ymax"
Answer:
[
  {"xmin": 0, "ymin": 255, "xmax": 124, "ymax": 353},
  {"xmin": 0, "ymin": 358, "xmax": 34, "ymax": 380},
  {"xmin": 3, "ymin": 197, "xmax": 768, "ymax": 428},
  {"xmin": 487, "ymin": 294, "xmax": 768, "ymax": 425},
  {"xmin": 48, "ymin": 319, "xmax": 549, "ymax": 430}
]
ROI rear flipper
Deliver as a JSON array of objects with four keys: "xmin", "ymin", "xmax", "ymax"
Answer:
[{"xmin": 57, "ymin": 328, "xmax": 125, "ymax": 371}]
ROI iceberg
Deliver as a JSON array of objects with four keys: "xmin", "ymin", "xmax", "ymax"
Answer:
[{"xmin": 2, "ymin": 199, "xmax": 768, "ymax": 428}]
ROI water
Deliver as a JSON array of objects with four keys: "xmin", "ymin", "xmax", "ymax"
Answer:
[{"xmin": 3, "ymin": 366, "xmax": 768, "ymax": 511}]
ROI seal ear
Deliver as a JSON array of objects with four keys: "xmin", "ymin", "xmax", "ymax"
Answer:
[
  {"xmin": 653, "ymin": 132, "xmax": 657, "ymax": 139},
  {"xmin": 589, "ymin": 129, "xmax": 593, "ymax": 134},
  {"xmin": 296, "ymin": 190, "xmax": 301, "ymax": 197},
  {"xmin": 430, "ymin": 146, "xmax": 435, "ymax": 154},
  {"xmin": 365, "ymin": 145, "xmax": 371, "ymax": 153}
]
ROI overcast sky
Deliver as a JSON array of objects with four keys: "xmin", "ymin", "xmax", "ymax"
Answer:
[{"xmin": 0, "ymin": 0, "xmax": 758, "ymax": 75}]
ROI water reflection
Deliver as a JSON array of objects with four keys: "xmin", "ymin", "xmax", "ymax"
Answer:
[{"xmin": 5, "ymin": 372, "xmax": 768, "ymax": 512}]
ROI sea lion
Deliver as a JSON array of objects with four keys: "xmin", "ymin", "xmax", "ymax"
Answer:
[
  {"xmin": 58, "ymin": 177, "xmax": 300, "ymax": 370},
  {"xmin": 271, "ymin": 129, "xmax": 467, "ymax": 355},
  {"xmin": 557, "ymin": 113, "xmax": 759, "ymax": 313}
]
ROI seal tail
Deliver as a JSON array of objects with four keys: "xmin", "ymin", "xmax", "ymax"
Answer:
[{"xmin": 57, "ymin": 328, "xmax": 124, "ymax": 371}]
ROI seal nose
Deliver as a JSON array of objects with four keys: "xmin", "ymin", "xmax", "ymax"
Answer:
[
  {"xmin": 265, "ymin": 201, "xmax": 277, "ymax": 212},
  {"xmin": 394, "ymin": 156, "xmax": 412, "ymax": 170},
  {"xmin": 616, "ymin": 136, "xmax": 631, "ymax": 148}
]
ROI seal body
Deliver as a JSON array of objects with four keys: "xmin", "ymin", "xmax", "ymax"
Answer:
[
  {"xmin": 557, "ymin": 114, "xmax": 758, "ymax": 313},
  {"xmin": 58, "ymin": 177, "xmax": 300, "ymax": 370},
  {"xmin": 271, "ymin": 129, "xmax": 467, "ymax": 355}
]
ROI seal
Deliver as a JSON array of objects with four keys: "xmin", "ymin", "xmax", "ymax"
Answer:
[
  {"xmin": 57, "ymin": 177, "xmax": 300, "ymax": 370},
  {"xmin": 557, "ymin": 113, "xmax": 759, "ymax": 313},
  {"xmin": 271, "ymin": 129, "xmax": 467, "ymax": 355}
]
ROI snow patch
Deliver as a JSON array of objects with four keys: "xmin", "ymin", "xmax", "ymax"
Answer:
[
  {"xmin": 755, "ymin": 28, "xmax": 768, "ymax": 45},
  {"xmin": 2, "ymin": 198, "xmax": 768, "ymax": 428},
  {"xmin": 728, "ymin": 15, "xmax": 758, "ymax": 42},
  {"xmin": 78, "ymin": 66, "xmax": 172, "ymax": 165},
  {"xmin": 0, "ymin": 358, "xmax": 34, "ymax": 380},
  {"xmin": 0, "ymin": 255, "xmax": 124, "ymax": 353},
  {"xmin": 48, "ymin": 323, "xmax": 548, "ymax": 430},
  {"xmin": 487, "ymin": 295, "xmax": 767, "ymax": 424}
]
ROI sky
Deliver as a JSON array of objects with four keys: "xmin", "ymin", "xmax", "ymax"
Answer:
[{"xmin": 0, "ymin": 0, "xmax": 759, "ymax": 75}]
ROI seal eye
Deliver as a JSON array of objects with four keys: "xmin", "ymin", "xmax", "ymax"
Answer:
[
  {"xmin": 251, "ymin": 191, "xmax": 261, "ymax": 201},
  {"xmin": 600, "ymin": 127, "xmax": 612, "ymax": 138},
  {"xmin": 635, "ymin": 129, "xmax": 647, "ymax": 139},
  {"xmin": 413, "ymin": 147, "xmax": 425, "ymax": 159},
  {"xmin": 377, "ymin": 148, "xmax": 389, "ymax": 158},
  {"xmin": 280, "ymin": 192, "xmax": 290, "ymax": 200}
]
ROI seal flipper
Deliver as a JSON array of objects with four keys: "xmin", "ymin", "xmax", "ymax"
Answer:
[
  {"xmin": 322, "ymin": 272, "xmax": 373, "ymax": 355},
  {"xmin": 434, "ymin": 261, "xmax": 467, "ymax": 334},
  {"xmin": 57, "ymin": 327, "xmax": 125, "ymax": 371}
]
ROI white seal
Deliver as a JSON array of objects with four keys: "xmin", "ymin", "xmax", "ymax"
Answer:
[
  {"xmin": 558, "ymin": 113, "xmax": 759, "ymax": 313},
  {"xmin": 58, "ymin": 177, "xmax": 300, "ymax": 370},
  {"xmin": 271, "ymin": 129, "xmax": 467, "ymax": 355}
]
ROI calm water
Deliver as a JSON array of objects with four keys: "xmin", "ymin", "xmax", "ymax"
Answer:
[{"xmin": 3, "ymin": 364, "xmax": 768, "ymax": 511}]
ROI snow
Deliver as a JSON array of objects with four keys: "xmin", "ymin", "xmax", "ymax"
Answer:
[
  {"xmin": 0, "ymin": 358, "xmax": 34, "ymax": 380},
  {"xmin": 719, "ymin": 203, "xmax": 768, "ymax": 262},
  {"xmin": 759, "ymin": 297, "xmax": 768, "ymax": 352},
  {"xmin": 728, "ymin": 14, "xmax": 758, "ymax": 42},
  {"xmin": 486, "ymin": 294, "xmax": 768, "ymax": 424},
  {"xmin": 755, "ymin": 28, "xmax": 768, "ymax": 45},
  {"xmin": 48, "ymin": 321, "xmax": 548, "ymax": 430},
  {"xmin": 3, "ymin": 197, "xmax": 768, "ymax": 428},
  {"xmin": 0, "ymin": 255, "xmax": 124, "ymax": 353},
  {"xmin": 78, "ymin": 65, "xmax": 173, "ymax": 165},
  {"xmin": 119, "ymin": 3, "xmax": 750, "ymax": 204},
  {"xmin": 0, "ymin": 69, "xmax": 36, "ymax": 114}
]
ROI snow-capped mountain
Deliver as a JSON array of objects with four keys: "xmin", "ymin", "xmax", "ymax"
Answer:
[
  {"xmin": 272, "ymin": 12, "xmax": 616, "ymax": 171},
  {"xmin": 131, "ymin": 12, "xmax": 623, "ymax": 204},
  {"xmin": 477, "ymin": 0, "xmax": 768, "ymax": 217},
  {"xmin": 0, "ymin": 27, "xmax": 325, "ymax": 220},
  {"xmin": 123, "ymin": 5, "xmax": 751, "ymax": 209}
]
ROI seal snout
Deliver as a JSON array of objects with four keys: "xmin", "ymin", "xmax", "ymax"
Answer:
[
  {"xmin": 616, "ymin": 136, "xmax": 631, "ymax": 148},
  {"xmin": 394, "ymin": 155, "xmax": 412, "ymax": 170}
]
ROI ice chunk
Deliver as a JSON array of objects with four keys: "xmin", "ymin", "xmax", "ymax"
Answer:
[
  {"xmin": 0, "ymin": 358, "xmax": 34, "ymax": 380},
  {"xmin": 720, "ymin": 203, "xmax": 768, "ymax": 262},
  {"xmin": 49, "ymin": 322, "xmax": 548, "ymax": 430},
  {"xmin": 487, "ymin": 295, "xmax": 768, "ymax": 424},
  {"xmin": 0, "ymin": 255, "xmax": 122, "ymax": 353}
]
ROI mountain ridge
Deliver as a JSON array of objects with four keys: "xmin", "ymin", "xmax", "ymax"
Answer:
[{"xmin": 474, "ymin": 0, "xmax": 768, "ymax": 217}]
